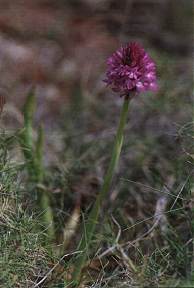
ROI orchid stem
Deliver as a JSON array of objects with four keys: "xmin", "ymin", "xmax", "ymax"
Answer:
[{"xmin": 72, "ymin": 96, "xmax": 130, "ymax": 285}]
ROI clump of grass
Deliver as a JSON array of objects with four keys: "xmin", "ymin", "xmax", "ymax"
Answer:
[{"xmin": 0, "ymin": 133, "xmax": 51, "ymax": 287}]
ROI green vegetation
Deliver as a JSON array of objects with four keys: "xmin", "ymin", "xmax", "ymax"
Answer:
[{"xmin": 0, "ymin": 51, "xmax": 193, "ymax": 287}]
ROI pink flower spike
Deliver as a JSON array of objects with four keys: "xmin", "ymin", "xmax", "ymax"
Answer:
[{"xmin": 104, "ymin": 42, "xmax": 158, "ymax": 97}]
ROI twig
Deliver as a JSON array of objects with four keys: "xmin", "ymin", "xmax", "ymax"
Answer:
[
  {"xmin": 120, "ymin": 178, "xmax": 185, "ymax": 200},
  {"xmin": 170, "ymin": 175, "xmax": 191, "ymax": 209}
]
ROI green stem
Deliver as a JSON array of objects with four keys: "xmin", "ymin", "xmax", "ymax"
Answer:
[
  {"xmin": 35, "ymin": 126, "xmax": 55, "ymax": 241},
  {"xmin": 35, "ymin": 125, "xmax": 44, "ymax": 182},
  {"xmin": 20, "ymin": 88, "xmax": 36, "ymax": 179},
  {"xmin": 72, "ymin": 96, "xmax": 130, "ymax": 285},
  {"xmin": 20, "ymin": 90, "xmax": 55, "ymax": 241}
]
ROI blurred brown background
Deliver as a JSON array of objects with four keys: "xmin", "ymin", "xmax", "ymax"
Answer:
[{"xmin": 0, "ymin": 0, "xmax": 192, "ymax": 126}]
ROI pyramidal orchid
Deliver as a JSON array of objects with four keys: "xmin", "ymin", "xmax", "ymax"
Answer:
[
  {"xmin": 105, "ymin": 42, "xmax": 157, "ymax": 96},
  {"xmin": 72, "ymin": 42, "xmax": 157, "ymax": 285}
]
